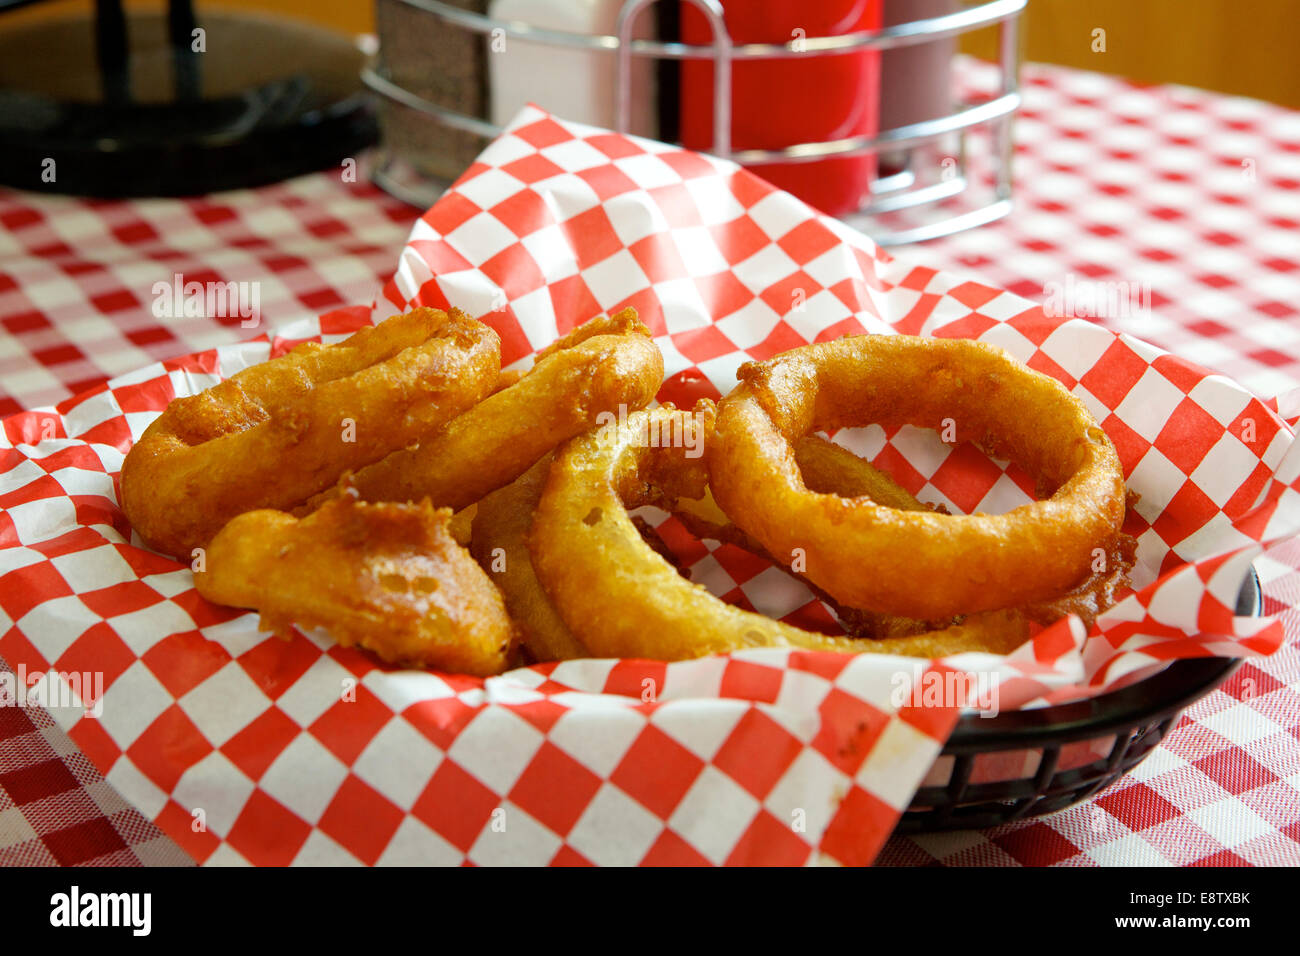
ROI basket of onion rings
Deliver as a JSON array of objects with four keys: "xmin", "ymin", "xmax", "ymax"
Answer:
[{"xmin": 2, "ymin": 107, "xmax": 1298, "ymax": 866}]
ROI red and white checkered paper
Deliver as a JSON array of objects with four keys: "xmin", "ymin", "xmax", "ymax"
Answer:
[{"xmin": 1, "ymin": 106, "xmax": 1298, "ymax": 866}]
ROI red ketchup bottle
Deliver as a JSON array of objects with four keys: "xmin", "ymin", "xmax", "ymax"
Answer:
[{"xmin": 680, "ymin": 0, "xmax": 883, "ymax": 217}]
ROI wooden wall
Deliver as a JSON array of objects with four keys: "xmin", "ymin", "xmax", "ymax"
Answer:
[{"xmin": 5, "ymin": 1, "xmax": 1297, "ymax": 108}]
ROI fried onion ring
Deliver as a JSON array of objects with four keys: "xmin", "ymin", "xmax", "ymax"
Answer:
[
  {"xmin": 709, "ymin": 335, "xmax": 1128, "ymax": 619},
  {"xmin": 195, "ymin": 494, "xmax": 512, "ymax": 676},
  {"xmin": 533, "ymin": 308, "xmax": 648, "ymax": 361},
  {"xmin": 471, "ymin": 455, "xmax": 588, "ymax": 663},
  {"xmin": 796, "ymin": 433, "xmax": 947, "ymax": 513},
  {"xmin": 1021, "ymin": 530, "xmax": 1137, "ymax": 630},
  {"xmin": 447, "ymin": 504, "xmax": 477, "ymax": 546},
  {"xmin": 305, "ymin": 309, "xmax": 664, "ymax": 513},
  {"xmin": 674, "ymin": 433, "xmax": 943, "ymax": 551},
  {"xmin": 672, "ymin": 435, "xmax": 1033, "ymax": 642},
  {"xmin": 121, "ymin": 308, "xmax": 500, "ymax": 559},
  {"xmin": 529, "ymin": 404, "xmax": 1027, "ymax": 660},
  {"xmin": 678, "ymin": 433, "xmax": 1134, "ymax": 639}
]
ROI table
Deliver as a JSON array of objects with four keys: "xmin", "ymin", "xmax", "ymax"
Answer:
[{"xmin": 2, "ymin": 62, "xmax": 1297, "ymax": 866}]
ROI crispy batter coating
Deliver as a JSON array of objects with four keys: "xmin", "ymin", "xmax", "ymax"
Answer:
[
  {"xmin": 798, "ymin": 434, "xmax": 943, "ymax": 512},
  {"xmin": 672, "ymin": 434, "xmax": 1034, "ymax": 651},
  {"xmin": 678, "ymin": 433, "xmax": 1133, "ymax": 639},
  {"xmin": 471, "ymin": 455, "xmax": 588, "ymax": 663},
  {"xmin": 530, "ymin": 404, "xmax": 1021, "ymax": 660},
  {"xmin": 492, "ymin": 368, "xmax": 526, "ymax": 392},
  {"xmin": 710, "ymin": 335, "xmax": 1129, "ymax": 619},
  {"xmin": 852, "ymin": 611, "xmax": 1028, "ymax": 657},
  {"xmin": 121, "ymin": 308, "xmax": 500, "ymax": 559},
  {"xmin": 674, "ymin": 433, "xmax": 943, "ymax": 550},
  {"xmin": 305, "ymin": 309, "xmax": 664, "ymax": 513},
  {"xmin": 195, "ymin": 495, "xmax": 513, "ymax": 676},
  {"xmin": 533, "ymin": 308, "xmax": 647, "ymax": 361},
  {"xmin": 161, "ymin": 314, "xmax": 1131, "ymax": 674},
  {"xmin": 447, "ymin": 504, "xmax": 477, "ymax": 546},
  {"xmin": 1021, "ymin": 531, "xmax": 1137, "ymax": 630}
]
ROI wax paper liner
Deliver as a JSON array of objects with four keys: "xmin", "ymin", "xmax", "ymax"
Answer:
[{"xmin": 1, "ymin": 107, "xmax": 1297, "ymax": 867}]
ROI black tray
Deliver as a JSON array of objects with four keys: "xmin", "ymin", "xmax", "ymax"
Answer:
[{"xmin": 895, "ymin": 569, "xmax": 1258, "ymax": 832}]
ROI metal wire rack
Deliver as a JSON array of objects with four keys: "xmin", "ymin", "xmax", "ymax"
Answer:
[{"xmin": 364, "ymin": 0, "xmax": 1026, "ymax": 245}]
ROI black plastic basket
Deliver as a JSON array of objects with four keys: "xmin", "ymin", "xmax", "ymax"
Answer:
[{"xmin": 896, "ymin": 570, "xmax": 1258, "ymax": 832}]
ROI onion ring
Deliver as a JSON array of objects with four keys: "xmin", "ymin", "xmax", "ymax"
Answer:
[
  {"xmin": 533, "ymin": 308, "xmax": 649, "ymax": 361},
  {"xmin": 678, "ymin": 434, "xmax": 1134, "ymax": 638},
  {"xmin": 121, "ymin": 308, "xmax": 500, "ymax": 559},
  {"xmin": 529, "ymin": 404, "xmax": 1027, "ymax": 660},
  {"xmin": 195, "ymin": 494, "xmax": 513, "ymax": 676},
  {"xmin": 1021, "ymin": 530, "xmax": 1137, "ymax": 630},
  {"xmin": 673, "ymin": 433, "xmax": 944, "ymax": 553},
  {"xmin": 471, "ymin": 455, "xmax": 588, "ymax": 663},
  {"xmin": 796, "ymin": 433, "xmax": 947, "ymax": 513},
  {"xmin": 447, "ymin": 504, "xmax": 477, "ymax": 546},
  {"xmin": 672, "ymin": 434, "xmax": 1035, "ymax": 643},
  {"xmin": 672, "ymin": 434, "xmax": 943, "ymax": 638},
  {"xmin": 471, "ymin": 448, "xmax": 739, "ymax": 665},
  {"xmin": 709, "ymin": 335, "xmax": 1128, "ymax": 619},
  {"xmin": 304, "ymin": 309, "xmax": 663, "ymax": 513}
]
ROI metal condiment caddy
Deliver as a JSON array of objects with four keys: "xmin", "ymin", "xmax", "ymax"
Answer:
[{"xmin": 365, "ymin": 0, "xmax": 1026, "ymax": 245}]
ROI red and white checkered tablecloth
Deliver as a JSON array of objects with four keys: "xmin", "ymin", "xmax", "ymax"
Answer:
[
  {"xmin": 1, "ymin": 61, "xmax": 1298, "ymax": 867},
  {"xmin": 910, "ymin": 61, "xmax": 1300, "ymax": 404},
  {"xmin": 0, "ymin": 172, "xmax": 420, "ymax": 418}
]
